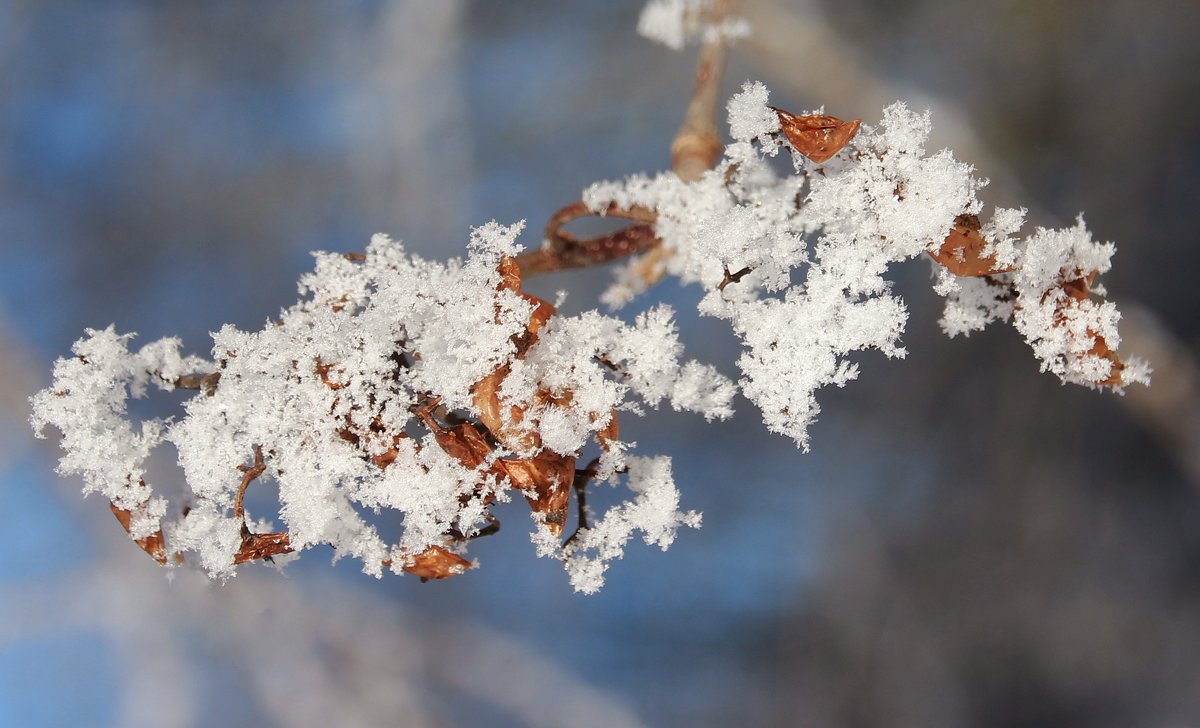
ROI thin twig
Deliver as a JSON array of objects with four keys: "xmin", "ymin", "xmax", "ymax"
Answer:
[
  {"xmin": 718, "ymin": 265, "xmax": 752, "ymax": 291},
  {"xmin": 671, "ymin": 0, "xmax": 733, "ymax": 182},
  {"xmin": 563, "ymin": 458, "xmax": 601, "ymax": 549},
  {"xmin": 234, "ymin": 445, "xmax": 266, "ymax": 522},
  {"xmin": 229, "ymin": 446, "xmax": 295, "ymax": 564},
  {"xmin": 519, "ymin": 1, "xmax": 734, "ymax": 281},
  {"xmin": 637, "ymin": 0, "xmax": 735, "ymax": 288}
]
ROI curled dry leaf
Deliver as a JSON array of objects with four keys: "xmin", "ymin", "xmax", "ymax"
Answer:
[
  {"xmin": 771, "ymin": 107, "xmax": 862, "ymax": 163},
  {"xmin": 930, "ymin": 214, "xmax": 1016, "ymax": 277},
  {"xmin": 430, "ymin": 419, "xmax": 494, "ymax": 471},
  {"xmin": 593, "ymin": 409, "xmax": 620, "ymax": 451}
]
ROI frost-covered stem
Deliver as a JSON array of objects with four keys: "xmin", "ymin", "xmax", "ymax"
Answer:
[
  {"xmin": 670, "ymin": 0, "xmax": 732, "ymax": 182},
  {"xmin": 233, "ymin": 445, "xmax": 266, "ymax": 521}
]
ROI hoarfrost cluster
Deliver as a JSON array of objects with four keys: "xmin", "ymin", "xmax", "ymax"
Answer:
[
  {"xmin": 587, "ymin": 81, "xmax": 1148, "ymax": 449},
  {"xmin": 31, "ymin": 76, "xmax": 1147, "ymax": 593}
]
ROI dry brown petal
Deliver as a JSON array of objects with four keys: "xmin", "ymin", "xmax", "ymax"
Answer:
[
  {"xmin": 772, "ymin": 108, "xmax": 862, "ymax": 163},
  {"xmin": 399, "ymin": 545, "xmax": 471, "ymax": 581},
  {"xmin": 109, "ymin": 501, "xmax": 168, "ymax": 565},
  {"xmin": 930, "ymin": 214, "xmax": 1017, "ymax": 277}
]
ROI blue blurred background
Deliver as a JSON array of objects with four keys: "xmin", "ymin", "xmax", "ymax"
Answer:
[{"xmin": 2, "ymin": 1, "xmax": 1199, "ymax": 726}]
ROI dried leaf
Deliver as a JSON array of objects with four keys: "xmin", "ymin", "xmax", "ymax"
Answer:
[
  {"xmin": 431, "ymin": 422, "xmax": 494, "ymax": 470},
  {"xmin": 497, "ymin": 256, "xmax": 555, "ymax": 353},
  {"xmin": 1048, "ymin": 272, "xmax": 1125, "ymax": 387},
  {"xmin": 314, "ymin": 357, "xmax": 345, "ymax": 390},
  {"xmin": 1087, "ymin": 333, "xmax": 1125, "ymax": 387},
  {"xmin": 772, "ymin": 108, "xmax": 862, "ymax": 163},
  {"xmin": 400, "ymin": 545, "xmax": 471, "ymax": 581},
  {"xmin": 109, "ymin": 501, "xmax": 168, "ymax": 565},
  {"xmin": 593, "ymin": 409, "xmax": 620, "ymax": 451},
  {"xmin": 930, "ymin": 214, "xmax": 1016, "ymax": 277},
  {"xmin": 500, "ymin": 452, "xmax": 576, "ymax": 535},
  {"xmin": 472, "ymin": 365, "xmax": 541, "ymax": 453}
]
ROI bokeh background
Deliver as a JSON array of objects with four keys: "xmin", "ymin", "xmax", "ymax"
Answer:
[{"xmin": 2, "ymin": 1, "xmax": 1199, "ymax": 726}]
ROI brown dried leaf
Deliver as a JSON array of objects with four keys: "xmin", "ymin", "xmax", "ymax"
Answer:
[
  {"xmin": 472, "ymin": 365, "xmax": 542, "ymax": 453},
  {"xmin": 1060, "ymin": 272, "xmax": 1099, "ymax": 302},
  {"xmin": 772, "ymin": 108, "xmax": 862, "ymax": 163},
  {"xmin": 1088, "ymin": 334, "xmax": 1125, "ymax": 387},
  {"xmin": 497, "ymin": 256, "xmax": 555, "ymax": 352},
  {"xmin": 593, "ymin": 409, "xmax": 620, "ymax": 451},
  {"xmin": 431, "ymin": 422, "xmax": 494, "ymax": 470},
  {"xmin": 400, "ymin": 545, "xmax": 472, "ymax": 581},
  {"xmin": 930, "ymin": 214, "xmax": 1017, "ymax": 277},
  {"xmin": 500, "ymin": 452, "xmax": 576, "ymax": 536},
  {"xmin": 109, "ymin": 501, "xmax": 168, "ymax": 565},
  {"xmin": 1049, "ymin": 272, "xmax": 1125, "ymax": 387}
]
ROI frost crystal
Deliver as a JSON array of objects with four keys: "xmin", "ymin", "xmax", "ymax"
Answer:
[{"xmin": 584, "ymin": 82, "xmax": 1147, "ymax": 449}]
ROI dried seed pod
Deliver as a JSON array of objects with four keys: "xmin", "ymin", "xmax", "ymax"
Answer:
[{"xmin": 771, "ymin": 108, "xmax": 862, "ymax": 163}]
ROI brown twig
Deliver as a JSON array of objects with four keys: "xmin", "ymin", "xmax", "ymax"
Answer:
[
  {"xmin": 718, "ymin": 265, "xmax": 752, "ymax": 291},
  {"xmin": 230, "ymin": 446, "xmax": 295, "ymax": 564},
  {"xmin": 518, "ymin": 1, "xmax": 734, "ymax": 281},
  {"xmin": 234, "ymin": 445, "xmax": 266, "ymax": 521},
  {"xmin": 671, "ymin": 0, "xmax": 733, "ymax": 182},
  {"xmin": 233, "ymin": 531, "xmax": 293, "ymax": 565},
  {"xmin": 631, "ymin": 0, "xmax": 734, "ymax": 289},
  {"xmin": 563, "ymin": 458, "xmax": 602, "ymax": 550}
]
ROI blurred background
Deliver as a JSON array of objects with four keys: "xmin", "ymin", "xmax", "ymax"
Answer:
[{"xmin": 1, "ymin": 1, "xmax": 1198, "ymax": 726}]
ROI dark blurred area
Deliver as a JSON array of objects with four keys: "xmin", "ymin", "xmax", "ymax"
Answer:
[{"xmin": 1, "ymin": 1, "xmax": 1198, "ymax": 726}]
